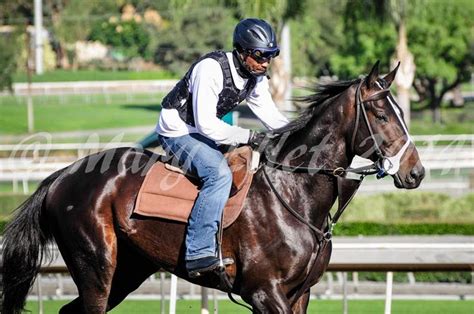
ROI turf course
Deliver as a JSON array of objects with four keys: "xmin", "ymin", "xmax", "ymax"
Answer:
[
  {"xmin": 0, "ymin": 93, "xmax": 164, "ymax": 134},
  {"xmin": 25, "ymin": 299, "xmax": 474, "ymax": 313}
]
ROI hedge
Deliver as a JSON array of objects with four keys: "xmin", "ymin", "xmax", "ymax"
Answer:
[
  {"xmin": 1, "ymin": 220, "xmax": 472, "ymax": 236},
  {"xmin": 332, "ymin": 222, "xmax": 474, "ymax": 236},
  {"xmin": 346, "ymin": 271, "xmax": 472, "ymax": 284}
]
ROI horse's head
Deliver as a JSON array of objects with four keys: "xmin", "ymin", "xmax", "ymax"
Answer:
[{"xmin": 350, "ymin": 61, "xmax": 425, "ymax": 189}]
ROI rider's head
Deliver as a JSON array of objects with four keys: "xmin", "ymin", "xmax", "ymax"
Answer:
[{"xmin": 233, "ymin": 18, "xmax": 280, "ymax": 77}]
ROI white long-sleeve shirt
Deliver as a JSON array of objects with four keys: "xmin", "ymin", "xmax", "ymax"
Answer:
[{"xmin": 155, "ymin": 52, "xmax": 289, "ymax": 146}]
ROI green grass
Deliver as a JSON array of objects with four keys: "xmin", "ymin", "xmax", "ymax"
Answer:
[
  {"xmin": 339, "ymin": 192, "xmax": 474, "ymax": 224},
  {"xmin": 410, "ymin": 107, "xmax": 474, "ymax": 135},
  {"xmin": 13, "ymin": 70, "xmax": 178, "ymax": 83},
  {"xmin": 0, "ymin": 93, "xmax": 164, "ymax": 134},
  {"xmin": 1, "ymin": 94, "xmax": 472, "ymax": 136},
  {"xmin": 24, "ymin": 299, "xmax": 474, "ymax": 314}
]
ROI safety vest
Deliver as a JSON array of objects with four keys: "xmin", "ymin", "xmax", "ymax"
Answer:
[{"xmin": 161, "ymin": 51, "xmax": 257, "ymax": 127}]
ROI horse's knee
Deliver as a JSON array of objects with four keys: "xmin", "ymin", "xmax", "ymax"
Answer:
[{"xmin": 250, "ymin": 289, "xmax": 292, "ymax": 314}]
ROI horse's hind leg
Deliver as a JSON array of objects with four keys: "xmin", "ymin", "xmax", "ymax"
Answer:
[
  {"xmin": 106, "ymin": 240, "xmax": 159, "ymax": 311},
  {"xmin": 53, "ymin": 215, "xmax": 118, "ymax": 313},
  {"xmin": 57, "ymin": 233, "xmax": 117, "ymax": 313}
]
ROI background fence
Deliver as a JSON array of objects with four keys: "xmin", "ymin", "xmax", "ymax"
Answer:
[
  {"xmin": 1, "ymin": 134, "xmax": 472, "ymax": 195},
  {"xmin": 2, "ymin": 236, "xmax": 471, "ymax": 314}
]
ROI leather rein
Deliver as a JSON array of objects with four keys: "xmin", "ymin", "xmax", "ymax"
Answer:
[
  {"xmin": 261, "ymin": 80, "xmax": 396, "ymax": 241},
  {"xmin": 258, "ymin": 79, "xmax": 404, "ymax": 307}
]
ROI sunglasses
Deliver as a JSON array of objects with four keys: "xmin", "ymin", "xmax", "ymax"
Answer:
[{"xmin": 247, "ymin": 48, "xmax": 280, "ymax": 63}]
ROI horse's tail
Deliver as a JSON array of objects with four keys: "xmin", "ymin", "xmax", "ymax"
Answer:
[{"xmin": 1, "ymin": 168, "xmax": 64, "ymax": 314}]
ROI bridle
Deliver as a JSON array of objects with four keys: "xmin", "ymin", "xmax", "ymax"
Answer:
[
  {"xmin": 352, "ymin": 80, "xmax": 412, "ymax": 179},
  {"xmin": 264, "ymin": 78, "xmax": 412, "ymax": 179},
  {"xmin": 261, "ymin": 77, "xmax": 413, "ymax": 239},
  {"xmin": 249, "ymin": 77, "xmax": 414, "ymax": 308}
]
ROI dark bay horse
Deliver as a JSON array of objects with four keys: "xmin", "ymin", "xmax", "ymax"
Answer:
[{"xmin": 2, "ymin": 62, "xmax": 424, "ymax": 313}]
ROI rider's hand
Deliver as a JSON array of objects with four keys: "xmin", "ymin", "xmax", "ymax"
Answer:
[{"xmin": 247, "ymin": 130, "xmax": 268, "ymax": 150}]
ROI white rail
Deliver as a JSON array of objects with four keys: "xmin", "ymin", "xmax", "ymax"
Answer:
[
  {"xmin": 2, "ymin": 80, "xmax": 178, "ymax": 96},
  {"xmin": 0, "ymin": 134, "xmax": 472, "ymax": 193},
  {"xmin": 1, "ymin": 236, "xmax": 471, "ymax": 314}
]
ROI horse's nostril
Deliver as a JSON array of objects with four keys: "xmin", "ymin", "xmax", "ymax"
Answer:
[{"xmin": 410, "ymin": 167, "xmax": 425, "ymax": 181}]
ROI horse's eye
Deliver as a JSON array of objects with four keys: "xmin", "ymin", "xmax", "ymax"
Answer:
[
  {"xmin": 375, "ymin": 111, "xmax": 388, "ymax": 123},
  {"xmin": 375, "ymin": 113, "xmax": 389, "ymax": 123}
]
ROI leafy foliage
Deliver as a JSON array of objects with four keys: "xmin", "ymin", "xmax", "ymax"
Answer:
[
  {"xmin": 290, "ymin": 0, "xmax": 345, "ymax": 77},
  {"xmin": 154, "ymin": 6, "xmax": 237, "ymax": 74},
  {"xmin": 89, "ymin": 18, "xmax": 151, "ymax": 60},
  {"xmin": 327, "ymin": 0, "xmax": 397, "ymax": 78},
  {"xmin": 408, "ymin": 0, "xmax": 474, "ymax": 109},
  {"xmin": 0, "ymin": 32, "xmax": 20, "ymax": 92}
]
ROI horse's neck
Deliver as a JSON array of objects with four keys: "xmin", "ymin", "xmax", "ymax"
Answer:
[
  {"xmin": 267, "ymin": 101, "xmax": 355, "ymax": 229},
  {"xmin": 276, "ymin": 106, "xmax": 353, "ymax": 171}
]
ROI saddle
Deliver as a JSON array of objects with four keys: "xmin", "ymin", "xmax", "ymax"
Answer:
[{"xmin": 134, "ymin": 146, "xmax": 257, "ymax": 228}]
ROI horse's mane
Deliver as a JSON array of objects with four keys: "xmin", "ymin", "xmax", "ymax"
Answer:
[{"xmin": 273, "ymin": 78, "xmax": 361, "ymax": 136}]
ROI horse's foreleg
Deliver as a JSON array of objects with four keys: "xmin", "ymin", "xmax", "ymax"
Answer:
[
  {"xmin": 244, "ymin": 285, "xmax": 292, "ymax": 314},
  {"xmin": 291, "ymin": 289, "xmax": 311, "ymax": 314}
]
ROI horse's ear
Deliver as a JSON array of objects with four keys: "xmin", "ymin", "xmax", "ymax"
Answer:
[
  {"xmin": 383, "ymin": 61, "xmax": 400, "ymax": 87},
  {"xmin": 366, "ymin": 60, "xmax": 380, "ymax": 89}
]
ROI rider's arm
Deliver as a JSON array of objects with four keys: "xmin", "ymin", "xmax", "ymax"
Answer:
[
  {"xmin": 191, "ymin": 59, "xmax": 251, "ymax": 146},
  {"xmin": 246, "ymin": 76, "xmax": 289, "ymax": 131}
]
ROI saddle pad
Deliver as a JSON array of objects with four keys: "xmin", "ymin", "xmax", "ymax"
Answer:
[{"xmin": 133, "ymin": 146, "xmax": 254, "ymax": 228}]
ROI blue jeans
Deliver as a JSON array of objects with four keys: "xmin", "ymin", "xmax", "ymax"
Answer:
[{"xmin": 158, "ymin": 133, "xmax": 232, "ymax": 261}]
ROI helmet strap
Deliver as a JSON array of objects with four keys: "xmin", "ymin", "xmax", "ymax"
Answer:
[{"xmin": 232, "ymin": 49, "xmax": 253, "ymax": 78}]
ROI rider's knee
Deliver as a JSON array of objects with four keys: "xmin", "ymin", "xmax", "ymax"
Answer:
[{"xmin": 214, "ymin": 162, "xmax": 232, "ymax": 186}]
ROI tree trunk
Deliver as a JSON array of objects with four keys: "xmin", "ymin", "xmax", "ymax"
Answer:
[
  {"xmin": 427, "ymin": 79, "xmax": 442, "ymax": 124},
  {"xmin": 393, "ymin": 22, "xmax": 415, "ymax": 129},
  {"xmin": 269, "ymin": 23, "xmax": 293, "ymax": 112},
  {"xmin": 431, "ymin": 98, "xmax": 442, "ymax": 124}
]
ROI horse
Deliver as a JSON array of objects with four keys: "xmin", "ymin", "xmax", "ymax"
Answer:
[{"xmin": 2, "ymin": 61, "xmax": 424, "ymax": 313}]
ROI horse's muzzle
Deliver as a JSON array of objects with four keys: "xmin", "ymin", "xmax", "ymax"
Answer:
[{"xmin": 394, "ymin": 165, "xmax": 425, "ymax": 189}]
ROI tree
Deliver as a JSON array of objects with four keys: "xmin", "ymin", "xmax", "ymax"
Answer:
[
  {"xmin": 154, "ymin": 5, "xmax": 237, "ymax": 74},
  {"xmin": 290, "ymin": 0, "xmax": 346, "ymax": 77},
  {"xmin": 0, "ymin": 32, "xmax": 19, "ymax": 92},
  {"xmin": 408, "ymin": 0, "xmax": 473, "ymax": 123},
  {"xmin": 331, "ymin": 0, "xmax": 397, "ymax": 78}
]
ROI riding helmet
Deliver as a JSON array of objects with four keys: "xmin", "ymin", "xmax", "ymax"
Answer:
[{"xmin": 233, "ymin": 18, "xmax": 279, "ymax": 52}]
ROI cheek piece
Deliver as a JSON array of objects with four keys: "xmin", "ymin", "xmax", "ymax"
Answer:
[{"xmin": 374, "ymin": 81, "xmax": 412, "ymax": 178}]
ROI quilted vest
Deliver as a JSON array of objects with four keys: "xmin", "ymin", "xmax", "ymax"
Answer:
[{"xmin": 161, "ymin": 51, "xmax": 257, "ymax": 127}]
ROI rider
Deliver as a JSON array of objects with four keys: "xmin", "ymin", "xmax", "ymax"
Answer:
[{"xmin": 155, "ymin": 18, "xmax": 289, "ymax": 277}]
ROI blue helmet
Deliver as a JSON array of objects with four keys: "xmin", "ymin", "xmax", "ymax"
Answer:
[{"xmin": 233, "ymin": 18, "xmax": 279, "ymax": 56}]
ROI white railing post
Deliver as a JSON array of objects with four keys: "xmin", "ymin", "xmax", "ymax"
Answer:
[
  {"xmin": 384, "ymin": 271, "xmax": 393, "ymax": 314},
  {"xmin": 201, "ymin": 287, "xmax": 209, "ymax": 314},
  {"xmin": 37, "ymin": 273, "xmax": 43, "ymax": 314},
  {"xmin": 160, "ymin": 272, "xmax": 166, "ymax": 314},
  {"xmin": 169, "ymin": 274, "xmax": 177, "ymax": 314},
  {"xmin": 213, "ymin": 289, "xmax": 218, "ymax": 314},
  {"xmin": 342, "ymin": 272, "xmax": 348, "ymax": 314}
]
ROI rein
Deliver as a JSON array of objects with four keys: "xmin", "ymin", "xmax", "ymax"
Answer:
[
  {"xmin": 261, "ymin": 78, "xmax": 411, "ymax": 240},
  {"xmin": 257, "ymin": 79, "xmax": 398, "ymax": 308},
  {"xmin": 260, "ymin": 81, "xmax": 386, "ymax": 238}
]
